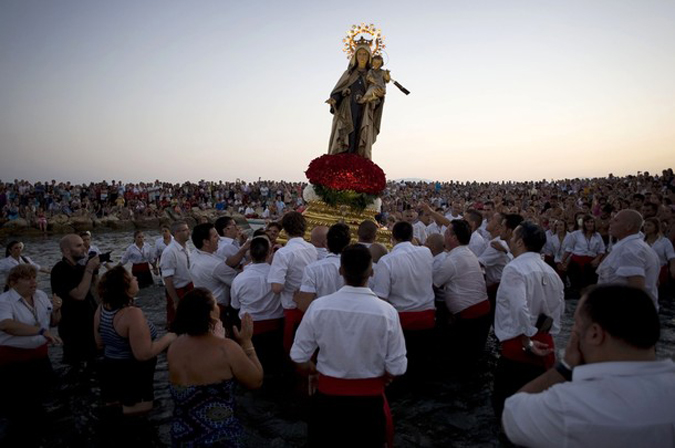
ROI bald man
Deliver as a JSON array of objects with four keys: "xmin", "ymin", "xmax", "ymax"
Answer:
[
  {"xmin": 597, "ymin": 209, "xmax": 660, "ymax": 309},
  {"xmin": 310, "ymin": 226, "xmax": 329, "ymax": 260},
  {"xmin": 50, "ymin": 234, "xmax": 101, "ymax": 365}
]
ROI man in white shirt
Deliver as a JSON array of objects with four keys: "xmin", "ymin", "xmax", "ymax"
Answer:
[
  {"xmin": 597, "ymin": 209, "xmax": 660, "ymax": 309},
  {"xmin": 402, "ymin": 208, "xmax": 427, "ymax": 245},
  {"xmin": 503, "ymin": 285, "xmax": 674, "ymax": 448},
  {"xmin": 160, "ymin": 220, "xmax": 193, "ymax": 326},
  {"xmin": 214, "ymin": 216, "xmax": 249, "ymax": 269},
  {"xmin": 424, "ymin": 233, "xmax": 447, "ymax": 308},
  {"xmin": 268, "ymin": 211, "xmax": 317, "ymax": 353},
  {"xmin": 478, "ymin": 212, "xmax": 514, "ymax": 317},
  {"xmin": 295, "ymin": 223, "xmax": 351, "ymax": 312},
  {"xmin": 291, "ymin": 244, "xmax": 407, "ymax": 448},
  {"xmin": 372, "ymin": 221, "xmax": 435, "ymax": 377},
  {"xmin": 189, "ymin": 223, "xmax": 238, "ymax": 327},
  {"xmin": 493, "ymin": 221, "xmax": 564, "ymax": 419},
  {"xmin": 433, "ymin": 220, "xmax": 490, "ymax": 369},
  {"xmin": 465, "ymin": 209, "xmax": 488, "ymax": 257},
  {"xmin": 231, "ymin": 236, "xmax": 284, "ymax": 375}
]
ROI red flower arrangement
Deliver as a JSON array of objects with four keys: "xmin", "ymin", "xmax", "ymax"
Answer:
[{"xmin": 305, "ymin": 153, "xmax": 386, "ymax": 194}]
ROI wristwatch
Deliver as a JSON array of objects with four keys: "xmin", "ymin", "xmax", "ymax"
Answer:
[
  {"xmin": 522, "ymin": 339, "xmax": 535, "ymax": 354},
  {"xmin": 38, "ymin": 328, "xmax": 46, "ymax": 336},
  {"xmin": 555, "ymin": 360, "xmax": 573, "ymax": 381}
]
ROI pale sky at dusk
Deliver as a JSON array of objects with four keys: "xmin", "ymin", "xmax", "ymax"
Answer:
[{"xmin": 1, "ymin": 0, "xmax": 673, "ymax": 184}]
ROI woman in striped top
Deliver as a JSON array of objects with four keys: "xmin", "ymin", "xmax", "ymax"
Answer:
[{"xmin": 94, "ymin": 266, "xmax": 176, "ymax": 415}]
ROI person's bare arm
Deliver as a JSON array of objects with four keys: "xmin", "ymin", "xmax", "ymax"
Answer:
[
  {"xmin": 294, "ymin": 291, "xmax": 317, "ymax": 313},
  {"xmin": 126, "ymin": 307, "xmax": 177, "ymax": 360},
  {"xmin": 626, "ymin": 275, "xmax": 645, "ymax": 290},
  {"xmin": 271, "ymin": 283, "xmax": 284, "ymax": 295},
  {"xmin": 68, "ymin": 257, "xmax": 100, "ymax": 301},
  {"xmin": 93, "ymin": 305, "xmax": 103, "ymax": 349},
  {"xmin": 164, "ymin": 276, "xmax": 181, "ymax": 310},
  {"xmin": 226, "ymin": 240, "xmax": 251, "ymax": 268},
  {"xmin": 229, "ymin": 314, "xmax": 263, "ymax": 389}
]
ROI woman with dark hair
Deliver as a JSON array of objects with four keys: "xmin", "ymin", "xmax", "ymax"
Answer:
[
  {"xmin": 119, "ymin": 231, "xmax": 157, "ymax": 288},
  {"xmin": 0, "ymin": 264, "xmax": 62, "ymax": 443},
  {"xmin": 94, "ymin": 266, "xmax": 176, "ymax": 415},
  {"xmin": 168, "ymin": 288, "xmax": 263, "ymax": 447},
  {"xmin": 0, "ymin": 241, "xmax": 48, "ymax": 291},
  {"xmin": 561, "ymin": 215, "xmax": 605, "ymax": 292}
]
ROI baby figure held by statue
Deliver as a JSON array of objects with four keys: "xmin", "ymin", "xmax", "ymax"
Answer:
[{"xmin": 357, "ymin": 55, "xmax": 390, "ymax": 105}]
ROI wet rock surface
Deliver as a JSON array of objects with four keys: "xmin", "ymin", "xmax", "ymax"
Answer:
[{"xmin": 1, "ymin": 230, "xmax": 674, "ymax": 447}]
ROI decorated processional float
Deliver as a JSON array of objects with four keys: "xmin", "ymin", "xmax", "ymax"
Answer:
[{"xmin": 300, "ymin": 23, "xmax": 410, "ymax": 248}]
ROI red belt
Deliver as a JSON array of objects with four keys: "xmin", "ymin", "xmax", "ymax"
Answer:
[
  {"xmin": 254, "ymin": 318, "xmax": 283, "ymax": 336},
  {"xmin": 283, "ymin": 308, "xmax": 304, "ymax": 353},
  {"xmin": 132, "ymin": 262, "xmax": 151, "ymax": 273},
  {"xmin": 658, "ymin": 265, "xmax": 669, "ymax": 285},
  {"xmin": 501, "ymin": 333, "xmax": 555, "ymax": 369},
  {"xmin": 0, "ymin": 344, "xmax": 48, "ymax": 367},
  {"xmin": 398, "ymin": 309, "xmax": 435, "ymax": 330},
  {"xmin": 318, "ymin": 374, "xmax": 393, "ymax": 448},
  {"xmin": 571, "ymin": 255, "xmax": 594, "ymax": 268},
  {"xmin": 458, "ymin": 300, "xmax": 491, "ymax": 319}
]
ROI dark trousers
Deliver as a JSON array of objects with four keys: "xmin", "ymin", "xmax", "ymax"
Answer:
[
  {"xmin": 309, "ymin": 392, "xmax": 386, "ymax": 448},
  {"xmin": 492, "ymin": 356, "xmax": 547, "ymax": 420}
]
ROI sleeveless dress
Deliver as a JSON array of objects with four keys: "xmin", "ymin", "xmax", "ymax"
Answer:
[
  {"xmin": 170, "ymin": 379, "xmax": 243, "ymax": 447},
  {"xmin": 99, "ymin": 306, "xmax": 158, "ymax": 406}
]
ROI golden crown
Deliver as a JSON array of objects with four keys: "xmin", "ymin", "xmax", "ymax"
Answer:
[{"xmin": 342, "ymin": 23, "xmax": 385, "ymax": 59}]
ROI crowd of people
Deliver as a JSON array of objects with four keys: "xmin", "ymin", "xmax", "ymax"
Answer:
[{"xmin": 1, "ymin": 168, "xmax": 674, "ymax": 447}]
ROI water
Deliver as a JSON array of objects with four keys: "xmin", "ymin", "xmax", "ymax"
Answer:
[{"xmin": 3, "ymin": 231, "xmax": 675, "ymax": 447}]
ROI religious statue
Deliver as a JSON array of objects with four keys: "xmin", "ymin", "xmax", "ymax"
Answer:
[{"xmin": 326, "ymin": 24, "xmax": 391, "ymax": 161}]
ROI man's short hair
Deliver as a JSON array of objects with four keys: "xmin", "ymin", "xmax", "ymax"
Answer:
[
  {"xmin": 515, "ymin": 221, "xmax": 547, "ymax": 253},
  {"xmin": 266, "ymin": 221, "xmax": 282, "ymax": 231},
  {"xmin": 250, "ymin": 237, "xmax": 270, "ymax": 263},
  {"xmin": 191, "ymin": 223, "xmax": 214, "ymax": 249},
  {"xmin": 327, "ymin": 223, "xmax": 352, "ymax": 254},
  {"xmin": 503, "ymin": 214, "xmax": 524, "ymax": 231},
  {"xmin": 392, "ymin": 221, "xmax": 413, "ymax": 242},
  {"xmin": 171, "ymin": 220, "xmax": 188, "ymax": 235},
  {"xmin": 282, "ymin": 211, "xmax": 306, "ymax": 237},
  {"xmin": 449, "ymin": 219, "xmax": 472, "ymax": 245},
  {"xmin": 357, "ymin": 220, "xmax": 378, "ymax": 243},
  {"xmin": 340, "ymin": 244, "xmax": 372, "ymax": 286},
  {"xmin": 465, "ymin": 209, "xmax": 483, "ymax": 227},
  {"xmin": 581, "ymin": 285, "xmax": 659, "ymax": 349},
  {"xmin": 214, "ymin": 216, "xmax": 234, "ymax": 237}
]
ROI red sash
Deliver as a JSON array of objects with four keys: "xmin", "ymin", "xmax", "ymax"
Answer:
[
  {"xmin": 166, "ymin": 282, "xmax": 194, "ymax": 325},
  {"xmin": 253, "ymin": 318, "xmax": 283, "ymax": 336},
  {"xmin": 658, "ymin": 265, "xmax": 669, "ymax": 286},
  {"xmin": 131, "ymin": 262, "xmax": 151, "ymax": 274},
  {"xmin": 458, "ymin": 300, "xmax": 491, "ymax": 319},
  {"xmin": 500, "ymin": 333, "xmax": 555, "ymax": 369},
  {"xmin": 283, "ymin": 308, "xmax": 304, "ymax": 353},
  {"xmin": 318, "ymin": 374, "xmax": 393, "ymax": 448},
  {"xmin": 398, "ymin": 309, "xmax": 435, "ymax": 330},
  {"xmin": 0, "ymin": 344, "xmax": 48, "ymax": 367},
  {"xmin": 571, "ymin": 255, "xmax": 594, "ymax": 269}
]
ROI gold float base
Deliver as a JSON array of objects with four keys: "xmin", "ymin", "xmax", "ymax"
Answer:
[{"xmin": 280, "ymin": 200, "xmax": 391, "ymax": 249}]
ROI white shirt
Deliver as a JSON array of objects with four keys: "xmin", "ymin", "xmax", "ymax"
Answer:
[
  {"xmin": 231, "ymin": 263, "xmax": 283, "ymax": 320},
  {"xmin": 315, "ymin": 247, "xmax": 329, "ymax": 260},
  {"xmin": 0, "ymin": 289, "xmax": 52, "ymax": 349},
  {"xmin": 503, "ymin": 360, "xmax": 675, "ymax": 448},
  {"xmin": 563, "ymin": 230, "xmax": 605, "ymax": 257},
  {"xmin": 426, "ymin": 222, "xmax": 446, "ymax": 236},
  {"xmin": 189, "ymin": 249, "xmax": 237, "ymax": 306},
  {"xmin": 299, "ymin": 254, "xmax": 344, "ymax": 298},
  {"xmin": 495, "ymin": 252, "xmax": 565, "ymax": 341},
  {"xmin": 216, "ymin": 236, "xmax": 239, "ymax": 261},
  {"xmin": 267, "ymin": 237, "xmax": 318, "ymax": 310},
  {"xmin": 478, "ymin": 237, "xmax": 510, "ymax": 286},
  {"xmin": 468, "ymin": 231, "xmax": 488, "ymax": 258},
  {"xmin": 160, "ymin": 240, "xmax": 192, "ymax": 288},
  {"xmin": 433, "ymin": 246, "xmax": 488, "ymax": 314},
  {"xmin": 0, "ymin": 255, "xmax": 41, "ymax": 289},
  {"xmin": 290, "ymin": 285, "xmax": 407, "ymax": 378},
  {"xmin": 431, "ymin": 252, "xmax": 448, "ymax": 303},
  {"xmin": 412, "ymin": 221, "xmax": 427, "ymax": 244},
  {"xmin": 155, "ymin": 236, "xmax": 173, "ymax": 260},
  {"xmin": 120, "ymin": 243, "xmax": 155, "ymax": 265},
  {"xmin": 372, "ymin": 241, "xmax": 435, "ymax": 312},
  {"xmin": 545, "ymin": 232, "xmax": 569, "ymax": 263},
  {"xmin": 648, "ymin": 236, "xmax": 675, "ymax": 267},
  {"xmin": 597, "ymin": 233, "xmax": 660, "ymax": 309}
]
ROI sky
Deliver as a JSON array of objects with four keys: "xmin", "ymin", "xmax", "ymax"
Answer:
[{"xmin": 1, "ymin": 0, "xmax": 673, "ymax": 184}]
